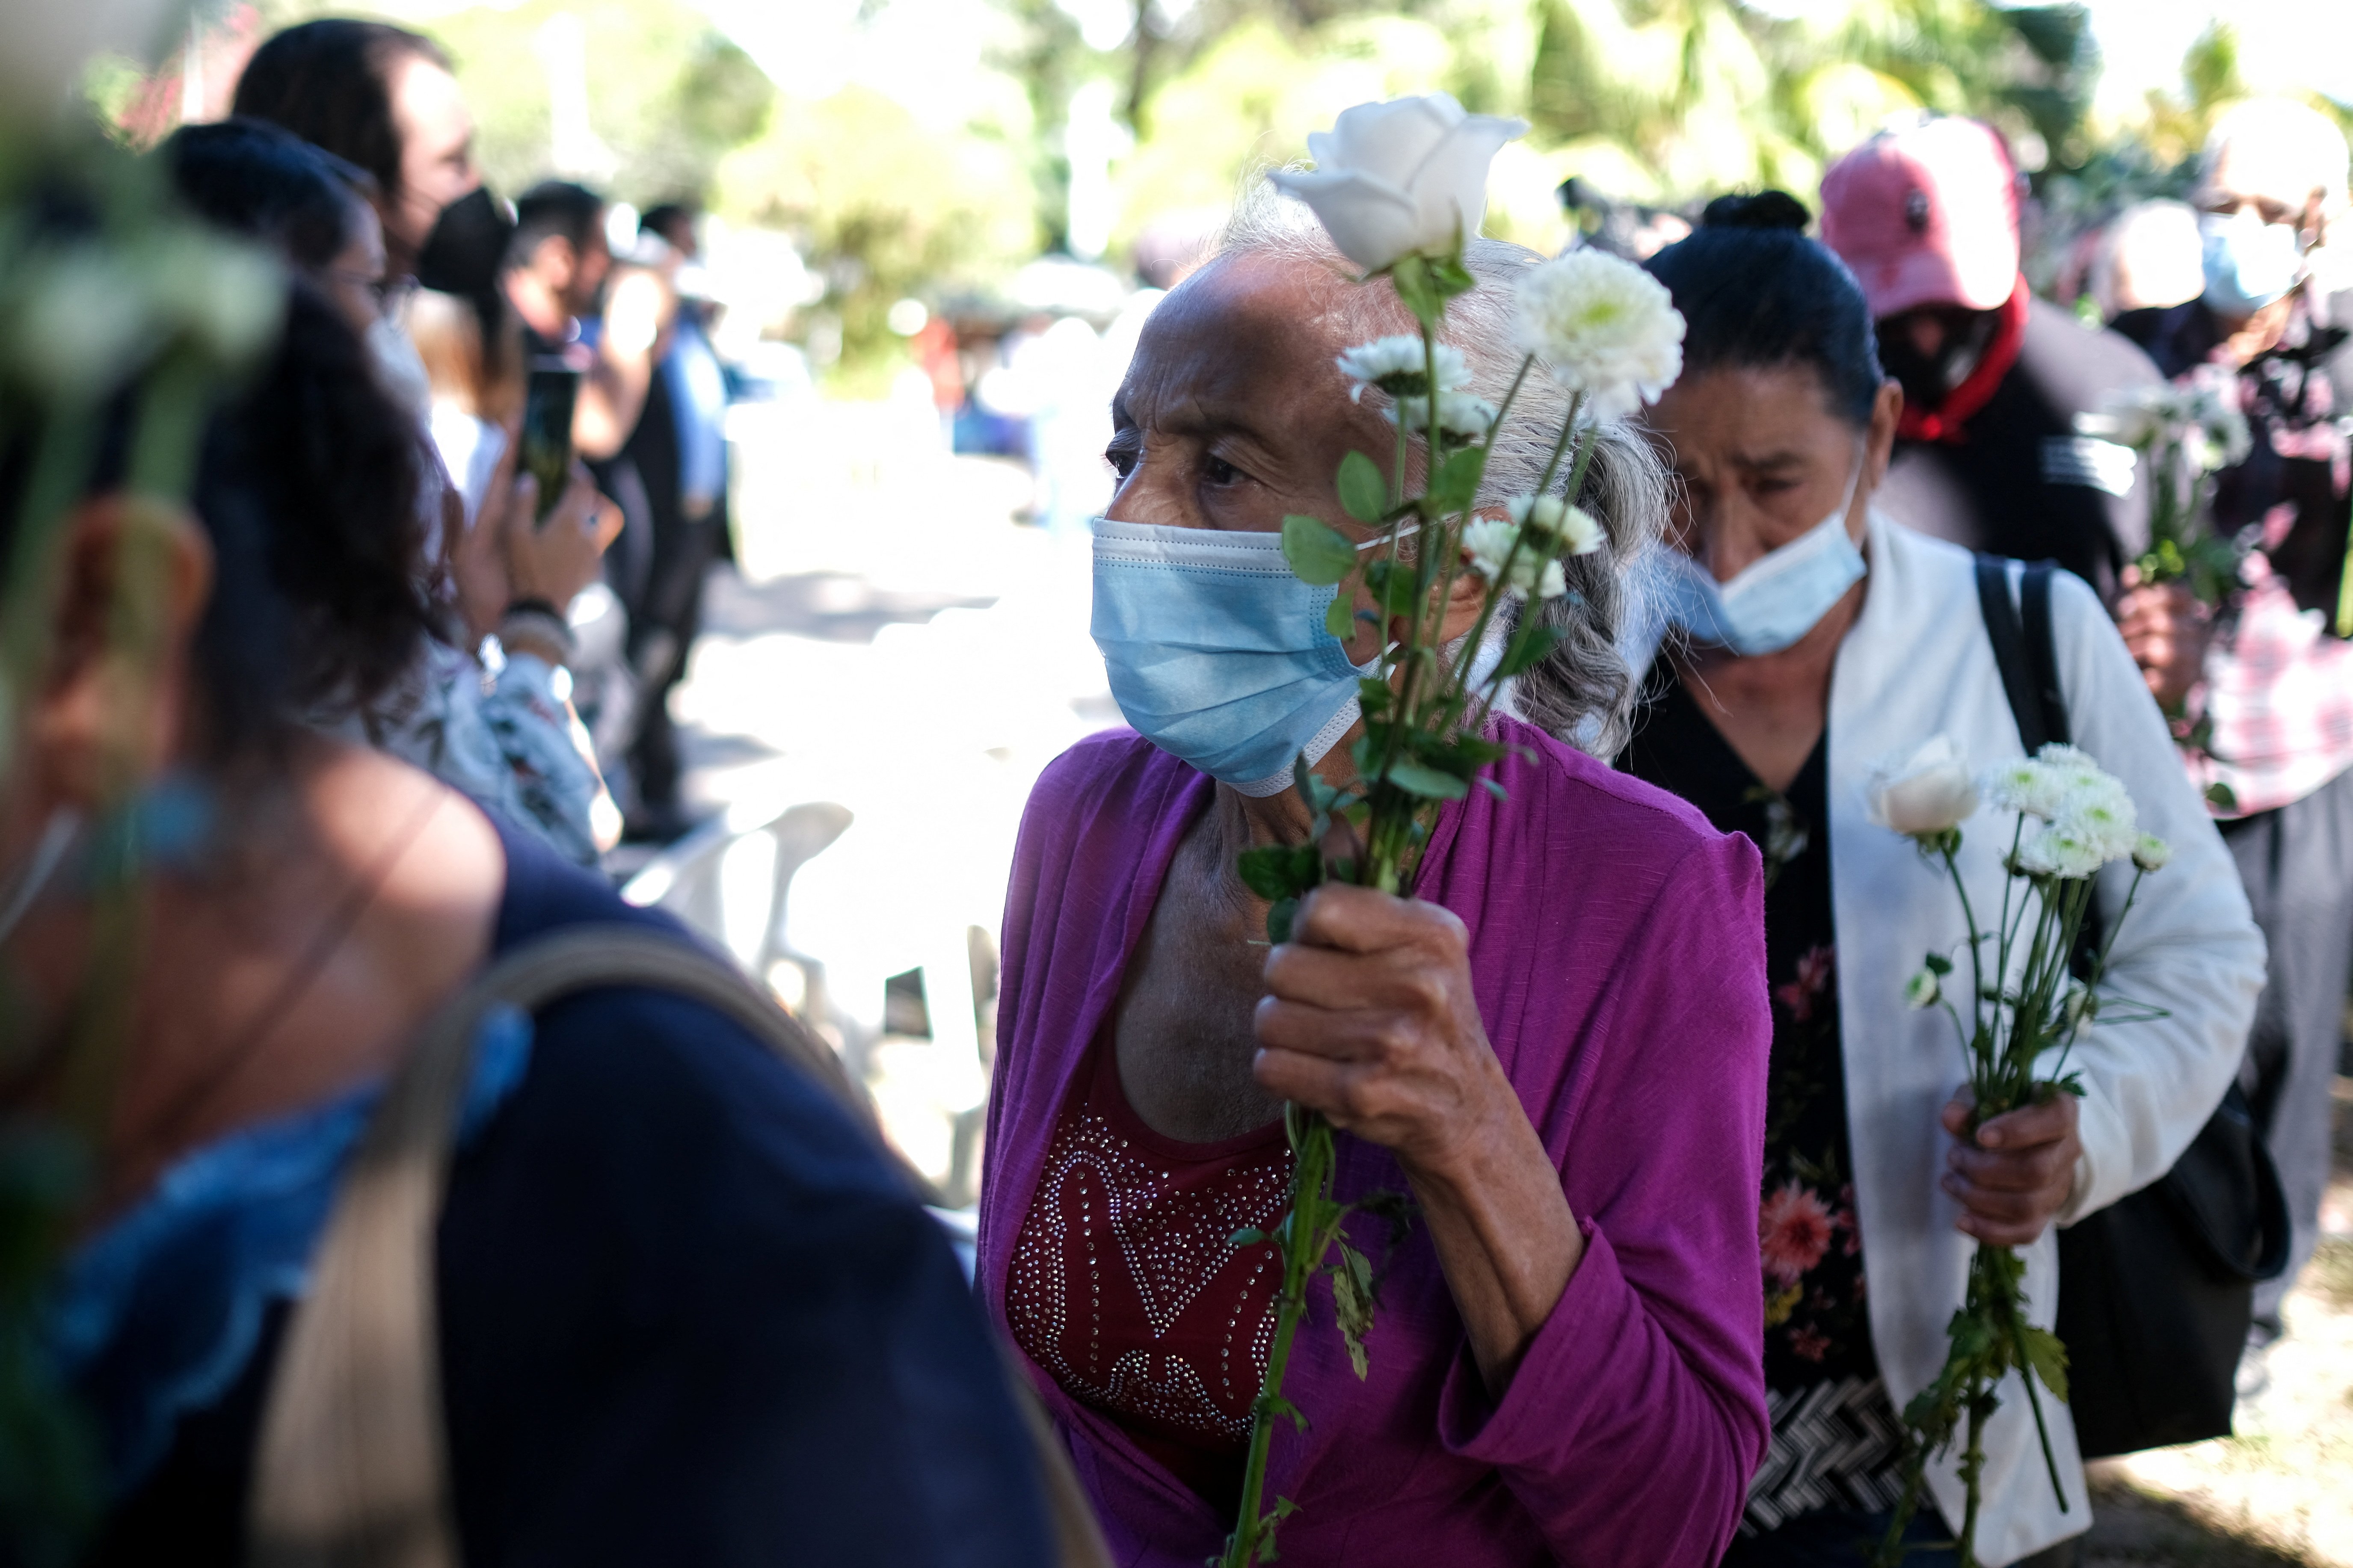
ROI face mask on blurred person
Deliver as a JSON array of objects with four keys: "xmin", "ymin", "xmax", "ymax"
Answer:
[
  {"xmin": 415, "ymin": 186, "xmax": 512, "ymax": 305},
  {"xmin": 1091, "ymin": 518, "xmax": 1393, "ymax": 796},
  {"xmin": 1657, "ymin": 464, "xmax": 1865, "ymax": 657},
  {"xmin": 2199, "ymin": 208, "xmax": 2302, "ymax": 316}
]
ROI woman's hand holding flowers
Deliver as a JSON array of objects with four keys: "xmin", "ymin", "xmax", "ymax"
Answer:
[
  {"xmin": 1938, "ymin": 1091, "xmax": 2083, "ymax": 1248},
  {"xmin": 1253, "ymin": 884, "xmax": 1582, "ymax": 1389}
]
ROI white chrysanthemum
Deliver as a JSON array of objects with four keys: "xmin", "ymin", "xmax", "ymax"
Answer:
[
  {"xmin": 2015, "ymin": 822, "xmax": 2107, "ymax": 880},
  {"xmin": 1384, "ymin": 389, "xmax": 1499, "ymax": 441},
  {"xmin": 1505, "ymin": 493, "xmax": 1603, "ymax": 556},
  {"xmin": 2131, "ymin": 833, "xmax": 2172, "ymax": 873},
  {"xmin": 1462, "ymin": 518, "xmax": 1568, "ymax": 600},
  {"xmin": 2054, "ymin": 784, "xmax": 2138, "ymax": 862},
  {"xmin": 1514, "ymin": 250, "xmax": 1686, "ymax": 421},
  {"xmin": 1982, "ymin": 759, "xmax": 2068, "ymax": 820},
  {"xmin": 1904, "ymin": 969, "xmax": 1941, "ymax": 1010},
  {"xmin": 1336, "ymin": 336, "xmax": 1470, "ymax": 403}
]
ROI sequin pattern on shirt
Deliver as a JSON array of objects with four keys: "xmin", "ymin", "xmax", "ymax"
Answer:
[{"xmin": 1005, "ymin": 1046, "xmax": 1293, "ymax": 1459}]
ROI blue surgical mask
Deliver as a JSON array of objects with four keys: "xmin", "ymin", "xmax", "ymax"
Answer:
[
  {"xmin": 1091, "ymin": 519, "xmax": 1384, "ymax": 796},
  {"xmin": 2199, "ymin": 209, "xmax": 2302, "ymax": 317},
  {"xmin": 1657, "ymin": 470, "xmax": 1866, "ymax": 657}
]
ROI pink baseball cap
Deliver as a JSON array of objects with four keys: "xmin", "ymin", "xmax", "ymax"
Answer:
[{"xmin": 1820, "ymin": 118, "xmax": 2021, "ymax": 317}]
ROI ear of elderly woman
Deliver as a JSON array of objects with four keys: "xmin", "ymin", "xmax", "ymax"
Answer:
[{"xmin": 981, "ymin": 220, "xmax": 1775, "ymax": 1563}]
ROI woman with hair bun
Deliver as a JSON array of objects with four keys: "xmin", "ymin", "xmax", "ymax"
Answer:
[{"xmin": 1617, "ymin": 193, "xmax": 2263, "ymax": 1565}]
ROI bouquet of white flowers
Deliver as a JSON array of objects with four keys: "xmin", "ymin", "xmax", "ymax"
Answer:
[
  {"xmin": 1865, "ymin": 739, "xmax": 2172, "ymax": 1568},
  {"xmin": 2076, "ymin": 371, "xmax": 2251, "ymax": 605},
  {"xmin": 1214, "ymin": 95, "xmax": 1685, "ymax": 1567}
]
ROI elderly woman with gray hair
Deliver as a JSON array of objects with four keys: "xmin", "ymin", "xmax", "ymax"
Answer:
[{"xmin": 976, "ymin": 195, "xmax": 1775, "ymax": 1567}]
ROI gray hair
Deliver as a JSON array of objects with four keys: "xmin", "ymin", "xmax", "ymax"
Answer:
[{"xmin": 1212, "ymin": 185, "xmax": 1669, "ymax": 758}]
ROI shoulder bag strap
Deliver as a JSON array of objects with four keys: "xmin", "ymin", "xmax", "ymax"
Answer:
[
  {"xmin": 1975, "ymin": 553, "xmax": 2050, "ymax": 755},
  {"xmin": 248, "ymin": 925, "xmax": 1108, "ymax": 1568},
  {"xmin": 2018, "ymin": 562, "xmax": 2072, "ymax": 747}
]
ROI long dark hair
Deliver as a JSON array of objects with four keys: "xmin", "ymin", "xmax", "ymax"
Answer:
[
  {"xmin": 231, "ymin": 19, "xmax": 452, "ymax": 216},
  {"xmin": 1642, "ymin": 191, "xmax": 1886, "ymax": 427}
]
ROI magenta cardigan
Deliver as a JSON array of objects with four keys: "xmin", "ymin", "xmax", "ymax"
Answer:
[{"xmin": 979, "ymin": 719, "xmax": 1772, "ymax": 1567}]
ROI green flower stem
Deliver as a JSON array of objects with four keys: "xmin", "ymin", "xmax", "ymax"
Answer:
[{"xmin": 1221, "ymin": 1109, "xmax": 1338, "ymax": 1568}]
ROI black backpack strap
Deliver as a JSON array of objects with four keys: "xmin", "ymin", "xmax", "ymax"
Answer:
[
  {"xmin": 2019, "ymin": 563, "xmax": 2071, "ymax": 746},
  {"xmin": 1975, "ymin": 554, "xmax": 2048, "ymax": 754}
]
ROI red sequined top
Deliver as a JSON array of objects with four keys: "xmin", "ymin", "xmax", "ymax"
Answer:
[{"xmin": 1004, "ymin": 1033, "xmax": 1293, "ymax": 1509}]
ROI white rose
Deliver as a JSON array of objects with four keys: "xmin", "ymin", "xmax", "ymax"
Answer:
[
  {"xmin": 1269, "ymin": 94, "xmax": 1528, "ymax": 273},
  {"xmin": 1866, "ymin": 735, "xmax": 1980, "ymax": 840},
  {"xmin": 1514, "ymin": 249, "xmax": 1686, "ymax": 421}
]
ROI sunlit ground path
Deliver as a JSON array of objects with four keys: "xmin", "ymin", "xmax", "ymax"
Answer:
[
  {"xmin": 2082, "ymin": 1077, "xmax": 2353, "ymax": 1568},
  {"xmin": 657, "ymin": 394, "xmax": 1118, "ymax": 1206}
]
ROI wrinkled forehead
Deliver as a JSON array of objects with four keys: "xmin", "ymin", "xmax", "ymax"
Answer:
[
  {"xmin": 2202, "ymin": 131, "xmax": 2339, "ymax": 212},
  {"xmin": 1119, "ymin": 251, "xmax": 1395, "ymax": 423}
]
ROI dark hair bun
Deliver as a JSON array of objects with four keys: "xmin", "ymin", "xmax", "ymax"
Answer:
[{"xmin": 1700, "ymin": 191, "xmax": 1812, "ymax": 232}]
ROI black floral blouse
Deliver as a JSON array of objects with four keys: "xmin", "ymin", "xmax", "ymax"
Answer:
[{"xmin": 1621, "ymin": 672, "xmax": 1904, "ymax": 1532}]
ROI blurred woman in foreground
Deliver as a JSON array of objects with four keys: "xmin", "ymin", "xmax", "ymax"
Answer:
[{"xmin": 0, "ymin": 275, "xmax": 1051, "ymax": 1564}]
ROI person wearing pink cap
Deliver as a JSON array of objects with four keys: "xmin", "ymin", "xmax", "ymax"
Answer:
[{"xmin": 1820, "ymin": 117, "xmax": 2165, "ymax": 601}]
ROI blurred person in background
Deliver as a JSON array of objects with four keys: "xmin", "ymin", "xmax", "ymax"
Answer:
[
  {"xmin": 1821, "ymin": 117, "xmax": 2166, "ymax": 601},
  {"xmin": 163, "ymin": 118, "xmax": 622, "ymax": 867},
  {"xmin": 2083, "ymin": 199, "xmax": 2208, "ymax": 323},
  {"xmin": 1628, "ymin": 193, "xmax": 2261, "ymax": 1568},
  {"xmin": 609, "ymin": 202, "xmax": 732, "ymax": 843},
  {"xmin": 231, "ymin": 18, "xmax": 483, "ymax": 419},
  {"xmin": 2111, "ymin": 98, "xmax": 2353, "ymax": 1343},
  {"xmin": 3, "ymin": 271, "xmax": 1056, "ymax": 1567}
]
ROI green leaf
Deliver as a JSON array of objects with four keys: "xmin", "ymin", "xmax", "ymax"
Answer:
[
  {"xmin": 1924, "ymin": 953, "xmax": 1953, "ymax": 976},
  {"xmin": 1239, "ymin": 843, "xmax": 1320, "ymax": 901},
  {"xmin": 1337, "ymin": 450, "xmax": 1387, "ymax": 524},
  {"xmin": 1356, "ymin": 677, "xmax": 1390, "ymax": 715},
  {"xmin": 1266, "ymin": 896, "xmax": 1299, "ymax": 945},
  {"xmin": 1478, "ymin": 776, "xmax": 1508, "ymax": 802},
  {"xmin": 1229, "ymin": 1227, "xmax": 1267, "ymax": 1248},
  {"xmin": 1331, "ymin": 1242, "xmax": 1376, "ymax": 1379},
  {"xmin": 2204, "ymin": 779, "xmax": 2238, "ymax": 811},
  {"xmin": 1255, "ymin": 1393, "xmax": 1309, "ymax": 1432},
  {"xmin": 1384, "ymin": 760, "xmax": 1470, "ymax": 800},
  {"xmin": 1428, "ymin": 252, "xmax": 1476, "ymax": 299},
  {"xmin": 1281, "ymin": 513, "xmax": 1357, "ymax": 586},
  {"xmin": 1325, "ymin": 594, "xmax": 1356, "ymax": 639},
  {"xmin": 1390, "ymin": 257, "xmax": 1441, "ymax": 328},
  {"xmin": 1494, "ymin": 626, "xmax": 1563, "ymax": 679},
  {"xmin": 1424, "ymin": 446, "xmax": 1486, "ymax": 515},
  {"xmin": 2020, "ymin": 1325, "xmax": 2070, "ymax": 1404}
]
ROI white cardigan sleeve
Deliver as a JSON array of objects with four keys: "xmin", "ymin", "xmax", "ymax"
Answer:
[{"xmin": 2045, "ymin": 569, "xmax": 2266, "ymax": 1222}]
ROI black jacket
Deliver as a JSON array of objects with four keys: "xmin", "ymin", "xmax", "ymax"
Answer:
[{"xmin": 1876, "ymin": 295, "xmax": 2164, "ymax": 599}]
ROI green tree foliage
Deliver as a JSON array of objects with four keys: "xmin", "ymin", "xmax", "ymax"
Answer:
[
  {"xmin": 264, "ymin": 0, "xmax": 776, "ymax": 208},
  {"xmin": 713, "ymin": 86, "xmax": 1039, "ymax": 385}
]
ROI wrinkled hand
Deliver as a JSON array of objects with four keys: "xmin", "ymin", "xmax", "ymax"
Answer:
[
  {"xmin": 1252, "ymin": 884, "xmax": 1517, "ymax": 1177},
  {"xmin": 2116, "ymin": 569, "xmax": 2211, "ymax": 710},
  {"xmin": 501, "ymin": 459, "xmax": 622, "ymax": 610},
  {"xmin": 1938, "ymin": 1090, "xmax": 2082, "ymax": 1247}
]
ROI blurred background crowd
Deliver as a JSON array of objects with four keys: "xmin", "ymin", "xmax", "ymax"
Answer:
[{"xmin": 8, "ymin": 0, "xmax": 2353, "ymax": 1560}]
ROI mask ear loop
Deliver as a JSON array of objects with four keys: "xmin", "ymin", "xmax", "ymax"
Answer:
[{"xmin": 0, "ymin": 809, "xmax": 83, "ymax": 949}]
